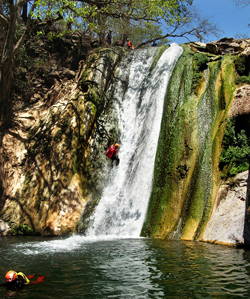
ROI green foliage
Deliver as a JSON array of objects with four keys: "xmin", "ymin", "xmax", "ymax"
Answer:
[
  {"xmin": 235, "ymin": 56, "xmax": 246, "ymax": 76},
  {"xmin": 48, "ymin": 31, "xmax": 56, "ymax": 41},
  {"xmin": 234, "ymin": 55, "xmax": 250, "ymax": 84},
  {"xmin": 195, "ymin": 53, "xmax": 209, "ymax": 69},
  {"xmin": 17, "ymin": 44, "xmax": 31, "ymax": 68},
  {"xmin": 9, "ymin": 224, "xmax": 39, "ymax": 236},
  {"xmin": 218, "ymin": 75, "xmax": 226, "ymax": 110},
  {"xmin": 37, "ymin": 30, "xmax": 45, "ymax": 37},
  {"xmin": 235, "ymin": 75, "xmax": 250, "ymax": 85},
  {"xmin": 24, "ymin": 171, "xmax": 32, "ymax": 186},
  {"xmin": 81, "ymin": 69, "xmax": 90, "ymax": 82},
  {"xmin": 27, "ymin": 0, "xmax": 196, "ymax": 48},
  {"xmin": 192, "ymin": 72, "xmax": 202, "ymax": 91},
  {"xmin": 220, "ymin": 119, "xmax": 250, "ymax": 178},
  {"xmin": 192, "ymin": 53, "xmax": 209, "ymax": 91}
]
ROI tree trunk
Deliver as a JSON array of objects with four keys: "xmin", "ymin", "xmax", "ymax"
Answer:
[
  {"xmin": 0, "ymin": 1, "xmax": 30, "ymax": 126},
  {"xmin": 0, "ymin": 1, "xmax": 17, "ymax": 126},
  {"xmin": 0, "ymin": 131, "xmax": 6, "ymax": 210},
  {"xmin": 122, "ymin": 34, "xmax": 127, "ymax": 47},
  {"xmin": 97, "ymin": 13, "xmax": 107, "ymax": 46},
  {"xmin": 0, "ymin": 58, "xmax": 14, "ymax": 125},
  {"xmin": 21, "ymin": 3, "xmax": 28, "ymax": 24}
]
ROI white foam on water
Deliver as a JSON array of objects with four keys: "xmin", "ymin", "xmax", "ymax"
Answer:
[{"xmin": 13, "ymin": 234, "xmax": 139, "ymax": 255}]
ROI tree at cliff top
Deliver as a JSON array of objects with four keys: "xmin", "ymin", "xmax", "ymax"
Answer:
[
  {"xmin": 0, "ymin": 0, "xmax": 219, "ymax": 126},
  {"xmin": 234, "ymin": 0, "xmax": 250, "ymax": 28},
  {"xmin": 235, "ymin": 0, "xmax": 250, "ymax": 7}
]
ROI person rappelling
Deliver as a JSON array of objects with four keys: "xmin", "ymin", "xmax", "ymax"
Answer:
[{"xmin": 106, "ymin": 143, "xmax": 120, "ymax": 166}]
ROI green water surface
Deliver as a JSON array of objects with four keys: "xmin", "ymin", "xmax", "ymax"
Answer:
[{"xmin": 0, "ymin": 236, "xmax": 249, "ymax": 298}]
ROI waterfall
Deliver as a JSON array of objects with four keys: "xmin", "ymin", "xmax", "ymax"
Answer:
[{"xmin": 87, "ymin": 44, "xmax": 183, "ymax": 238}]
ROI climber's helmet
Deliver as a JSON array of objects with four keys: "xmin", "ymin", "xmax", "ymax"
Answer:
[{"xmin": 5, "ymin": 271, "xmax": 17, "ymax": 283}]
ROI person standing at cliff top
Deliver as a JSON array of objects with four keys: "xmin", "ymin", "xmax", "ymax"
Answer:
[
  {"xmin": 106, "ymin": 30, "xmax": 112, "ymax": 47},
  {"xmin": 127, "ymin": 39, "xmax": 133, "ymax": 49}
]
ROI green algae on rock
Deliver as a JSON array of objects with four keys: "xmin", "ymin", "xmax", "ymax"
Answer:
[{"xmin": 141, "ymin": 48, "xmax": 236, "ymax": 241}]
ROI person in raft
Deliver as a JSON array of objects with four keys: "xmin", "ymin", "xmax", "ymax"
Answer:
[
  {"xmin": 106, "ymin": 143, "xmax": 120, "ymax": 166},
  {"xmin": 1, "ymin": 270, "xmax": 44, "ymax": 290}
]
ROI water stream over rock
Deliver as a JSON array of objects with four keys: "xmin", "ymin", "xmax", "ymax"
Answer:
[{"xmin": 87, "ymin": 44, "xmax": 183, "ymax": 237}]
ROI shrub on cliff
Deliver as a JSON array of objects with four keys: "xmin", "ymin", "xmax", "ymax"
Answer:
[
  {"xmin": 234, "ymin": 55, "xmax": 250, "ymax": 84},
  {"xmin": 8, "ymin": 224, "xmax": 40, "ymax": 236},
  {"xmin": 219, "ymin": 118, "xmax": 250, "ymax": 178},
  {"xmin": 192, "ymin": 53, "xmax": 209, "ymax": 91}
]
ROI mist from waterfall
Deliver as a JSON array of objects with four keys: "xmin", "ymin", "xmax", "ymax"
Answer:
[{"xmin": 87, "ymin": 44, "xmax": 183, "ymax": 238}]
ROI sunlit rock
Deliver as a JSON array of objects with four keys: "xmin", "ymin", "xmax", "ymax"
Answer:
[
  {"xmin": 0, "ymin": 220, "xmax": 9, "ymax": 236},
  {"xmin": 202, "ymin": 171, "xmax": 249, "ymax": 246}
]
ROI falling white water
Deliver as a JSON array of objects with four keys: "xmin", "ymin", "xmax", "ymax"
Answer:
[{"xmin": 87, "ymin": 44, "xmax": 183, "ymax": 238}]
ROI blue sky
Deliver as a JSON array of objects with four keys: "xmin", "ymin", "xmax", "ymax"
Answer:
[{"xmin": 171, "ymin": 0, "xmax": 250, "ymax": 43}]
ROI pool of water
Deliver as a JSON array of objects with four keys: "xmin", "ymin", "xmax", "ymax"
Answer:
[{"xmin": 0, "ymin": 236, "xmax": 250, "ymax": 298}]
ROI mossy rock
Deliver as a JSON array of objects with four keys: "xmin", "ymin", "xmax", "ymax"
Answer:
[{"xmin": 8, "ymin": 224, "xmax": 40, "ymax": 236}]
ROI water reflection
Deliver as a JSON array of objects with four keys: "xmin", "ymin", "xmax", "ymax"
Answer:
[
  {"xmin": 150, "ymin": 240, "xmax": 250, "ymax": 298},
  {"xmin": 1, "ymin": 237, "xmax": 250, "ymax": 298}
]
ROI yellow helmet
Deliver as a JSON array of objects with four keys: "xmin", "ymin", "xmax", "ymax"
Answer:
[{"xmin": 115, "ymin": 143, "xmax": 119, "ymax": 147}]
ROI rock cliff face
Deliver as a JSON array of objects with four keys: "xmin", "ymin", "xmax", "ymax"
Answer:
[
  {"xmin": 202, "ymin": 170, "xmax": 249, "ymax": 246},
  {"xmin": 200, "ymin": 82, "xmax": 250, "ymax": 246},
  {"xmin": 0, "ymin": 43, "xmax": 124, "ymax": 236},
  {"xmin": 141, "ymin": 40, "xmax": 250, "ymax": 245},
  {"xmin": 141, "ymin": 47, "xmax": 232, "ymax": 240},
  {"xmin": 190, "ymin": 37, "xmax": 250, "ymax": 56},
  {"xmin": 1, "ymin": 79, "xmax": 85, "ymax": 235},
  {"xmin": 1, "ymin": 36, "xmax": 250, "ymax": 246}
]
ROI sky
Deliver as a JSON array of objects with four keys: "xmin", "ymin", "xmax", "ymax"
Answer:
[{"xmin": 171, "ymin": 0, "xmax": 250, "ymax": 44}]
